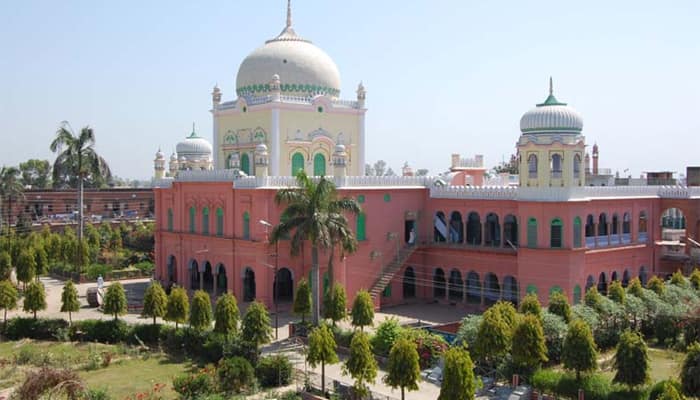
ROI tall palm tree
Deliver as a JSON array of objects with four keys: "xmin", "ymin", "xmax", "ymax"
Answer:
[
  {"xmin": 271, "ymin": 171, "xmax": 360, "ymax": 325},
  {"xmin": 50, "ymin": 122, "xmax": 111, "ymax": 240},
  {"xmin": 0, "ymin": 166, "xmax": 25, "ymax": 231}
]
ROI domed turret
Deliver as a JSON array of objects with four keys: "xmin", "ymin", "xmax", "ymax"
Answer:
[
  {"xmin": 519, "ymin": 78, "xmax": 583, "ymax": 134},
  {"xmin": 235, "ymin": 1, "xmax": 341, "ymax": 98}
]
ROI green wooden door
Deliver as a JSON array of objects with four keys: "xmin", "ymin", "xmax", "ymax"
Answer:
[
  {"xmin": 291, "ymin": 153, "xmax": 304, "ymax": 176},
  {"xmin": 241, "ymin": 153, "xmax": 250, "ymax": 175},
  {"xmin": 313, "ymin": 153, "xmax": 326, "ymax": 176}
]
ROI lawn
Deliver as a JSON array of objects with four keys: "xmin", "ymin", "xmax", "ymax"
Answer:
[{"xmin": 599, "ymin": 346, "xmax": 684, "ymax": 383}]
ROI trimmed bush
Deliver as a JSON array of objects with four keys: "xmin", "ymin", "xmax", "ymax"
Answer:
[
  {"xmin": 371, "ymin": 317, "xmax": 404, "ymax": 356},
  {"xmin": 173, "ymin": 368, "xmax": 216, "ymax": 399},
  {"xmin": 256, "ymin": 354, "xmax": 292, "ymax": 388},
  {"xmin": 128, "ymin": 323, "xmax": 162, "ymax": 346},
  {"xmin": 649, "ymin": 379, "xmax": 683, "ymax": 400},
  {"xmin": 2, "ymin": 317, "xmax": 68, "ymax": 340},
  {"xmin": 217, "ymin": 356, "xmax": 255, "ymax": 394},
  {"xmin": 70, "ymin": 319, "xmax": 129, "ymax": 343},
  {"xmin": 531, "ymin": 370, "xmax": 613, "ymax": 400}
]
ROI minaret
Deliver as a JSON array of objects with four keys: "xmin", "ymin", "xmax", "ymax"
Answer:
[
  {"xmin": 585, "ymin": 153, "xmax": 591, "ymax": 174},
  {"xmin": 356, "ymin": 81, "xmax": 366, "ymax": 108},
  {"xmin": 154, "ymin": 148, "xmax": 165, "ymax": 179},
  {"xmin": 332, "ymin": 144, "xmax": 348, "ymax": 177},
  {"xmin": 592, "ymin": 143, "xmax": 599, "ymax": 175},
  {"xmin": 270, "ymin": 74, "xmax": 281, "ymax": 102},
  {"xmin": 254, "ymin": 144, "xmax": 269, "ymax": 178},
  {"xmin": 212, "ymin": 84, "xmax": 221, "ymax": 108}
]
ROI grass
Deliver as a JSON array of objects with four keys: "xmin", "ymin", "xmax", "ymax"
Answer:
[{"xmin": 599, "ymin": 345, "xmax": 684, "ymax": 383}]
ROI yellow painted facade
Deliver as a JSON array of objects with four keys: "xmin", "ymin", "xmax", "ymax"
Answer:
[{"xmin": 518, "ymin": 140, "xmax": 586, "ymax": 187}]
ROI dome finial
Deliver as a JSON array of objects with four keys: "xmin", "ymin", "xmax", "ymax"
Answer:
[
  {"xmin": 286, "ymin": 0, "xmax": 292, "ymax": 28},
  {"xmin": 549, "ymin": 76, "xmax": 553, "ymax": 96}
]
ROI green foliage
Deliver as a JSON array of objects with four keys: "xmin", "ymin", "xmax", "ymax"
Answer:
[
  {"xmin": 173, "ymin": 368, "xmax": 216, "ymax": 398},
  {"xmin": 371, "ymin": 317, "xmax": 404, "ymax": 356},
  {"xmin": 659, "ymin": 381, "xmax": 684, "ymax": 400},
  {"xmin": 671, "ymin": 270, "xmax": 687, "ymax": 287},
  {"xmin": 214, "ymin": 293, "xmax": 239, "ymax": 335},
  {"xmin": 627, "ymin": 277, "xmax": 644, "ymax": 297},
  {"xmin": 400, "ymin": 328, "xmax": 448, "ymax": 369},
  {"xmin": 2, "ymin": 317, "xmax": 68, "ymax": 340},
  {"xmin": 19, "ymin": 159, "xmax": 51, "ymax": 189},
  {"xmin": 542, "ymin": 311, "xmax": 568, "ymax": 364},
  {"xmin": 562, "ymin": 319, "xmax": 598, "ymax": 379},
  {"xmin": 512, "ymin": 314, "xmax": 548, "ymax": 373},
  {"xmin": 308, "ymin": 324, "xmax": 339, "ymax": 393},
  {"xmin": 16, "ymin": 248, "xmax": 37, "ymax": 284},
  {"xmin": 612, "ymin": 330, "xmax": 649, "ymax": 389},
  {"xmin": 492, "ymin": 300, "xmax": 518, "ymax": 326},
  {"xmin": 32, "ymin": 245, "xmax": 49, "ymax": 276},
  {"xmin": 165, "ymin": 287, "xmax": 189, "ymax": 328},
  {"xmin": 60, "ymin": 280, "xmax": 80, "ymax": 322},
  {"xmin": 293, "ymin": 278, "xmax": 311, "ymax": 322},
  {"xmin": 189, "ymin": 290, "xmax": 213, "ymax": 331},
  {"xmin": 548, "ymin": 291, "xmax": 572, "ymax": 323},
  {"xmin": 531, "ymin": 370, "xmax": 614, "ymax": 400},
  {"xmin": 681, "ymin": 342, "xmax": 700, "ymax": 397},
  {"xmin": 455, "ymin": 314, "xmax": 482, "ymax": 350},
  {"xmin": 23, "ymin": 281, "xmax": 47, "ymax": 319},
  {"xmin": 647, "ymin": 275, "xmax": 666, "ymax": 295},
  {"xmin": 608, "ymin": 280, "xmax": 626, "ymax": 304},
  {"xmin": 323, "ymin": 283, "xmax": 347, "ymax": 326},
  {"xmin": 519, "ymin": 293, "xmax": 543, "ymax": 318},
  {"xmin": 0, "ymin": 280, "xmax": 18, "ymax": 322},
  {"xmin": 351, "ymin": 289, "xmax": 374, "ymax": 330},
  {"xmin": 649, "ymin": 380, "xmax": 684, "ymax": 400},
  {"xmin": 142, "ymin": 281, "xmax": 167, "ymax": 325},
  {"xmin": 218, "ymin": 356, "xmax": 255, "ymax": 393},
  {"xmin": 690, "ymin": 269, "xmax": 700, "ymax": 290},
  {"xmin": 0, "ymin": 251, "xmax": 11, "ymax": 280},
  {"xmin": 256, "ymin": 355, "xmax": 292, "ymax": 388},
  {"xmin": 438, "ymin": 346, "xmax": 476, "ymax": 400},
  {"xmin": 475, "ymin": 305, "xmax": 512, "ymax": 366},
  {"xmin": 384, "ymin": 337, "xmax": 421, "ymax": 399},
  {"xmin": 102, "ymin": 282, "xmax": 127, "ymax": 320},
  {"xmin": 70, "ymin": 319, "xmax": 129, "ymax": 343},
  {"xmin": 343, "ymin": 331, "xmax": 377, "ymax": 398},
  {"xmin": 585, "ymin": 286, "xmax": 603, "ymax": 311},
  {"xmin": 241, "ymin": 301, "xmax": 272, "ymax": 349}
]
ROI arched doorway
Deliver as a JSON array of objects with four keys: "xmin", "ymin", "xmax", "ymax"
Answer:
[
  {"xmin": 466, "ymin": 212, "xmax": 481, "ymax": 245},
  {"xmin": 433, "ymin": 268, "xmax": 446, "ymax": 299},
  {"xmin": 622, "ymin": 269, "xmax": 630, "ymax": 287},
  {"xmin": 403, "ymin": 267, "xmax": 416, "ymax": 299},
  {"xmin": 449, "ymin": 212, "xmax": 464, "ymax": 243},
  {"xmin": 243, "ymin": 268, "xmax": 256, "ymax": 301},
  {"xmin": 484, "ymin": 213, "xmax": 501, "ymax": 247},
  {"xmin": 216, "ymin": 264, "xmax": 227, "ymax": 294},
  {"xmin": 291, "ymin": 152, "xmax": 304, "ymax": 176},
  {"xmin": 434, "ymin": 211, "xmax": 447, "ymax": 243},
  {"xmin": 503, "ymin": 215, "xmax": 518, "ymax": 247},
  {"xmin": 611, "ymin": 271, "xmax": 619, "ymax": 282},
  {"xmin": 241, "ymin": 153, "xmax": 251, "ymax": 175},
  {"xmin": 597, "ymin": 272, "xmax": 608, "ymax": 295},
  {"xmin": 502, "ymin": 276, "xmax": 518, "ymax": 306},
  {"xmin": 313, "ymin": 153, "xmax": 326, "ymax": 176},
  {"xmin": 466, "ymin": 271, "xmax": 481, "ymax": 304},
  {"xmin": 189, "ymin": 260, "xmax": 199, "ymax": 290},
  {"xmin": 275, "ymin": 268, "xmax": 294, "ymax": 302},
  {"xmin": 484, "ymin": 273, "xmax": 500, "ymax": 306},
  {"xmin": 639, "ymin": 266, "xmax": 648, "ymax": 285},
  {"xmin": 448, "ymin": 269, "xmax": 463, "ymax": 301},
  {"xmin": 167, "ymin": 255, "xmax": 177, "ymax": 283},
  {"xmin": 585, "ymin": 275, "xmax": 595, "ymax": 292},
  {"xmin": 203, "ymin": 261, "xmax": 214, "ymax": 292}
]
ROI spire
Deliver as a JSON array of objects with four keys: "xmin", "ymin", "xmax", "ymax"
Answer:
[
  {"xmin": 189, "ymin": 122, "xmax": 198, "ymax": 138},
  {"xmin": 537, "ymin": 76, "xmax": 566, "ymax": 107},
  {"xmin": 286, "ymin": 0, "xmax": 292, "ymax": 28},
  {"xmin": 549, "ymin": 76, "xmax": 553, "ymax": 96}
]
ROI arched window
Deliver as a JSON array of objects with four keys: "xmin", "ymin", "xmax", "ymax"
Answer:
[
  {"xmin": 573, "ymin": 216, "xmax": 582, "ymax": 248},
  {"xmin": 638, "ymin": 211, "xmax": 648, "ymax": 242},
  {"xmin": 598, "ymin": 213, "xmax": 609, "ymax": 246},
  {"xmin": 573, "ymin": 285, "xmax": 582, "ymax": 305},
  {"xmin": 356, "ymin": 213, "xmax": 366, "ymax": 241},
  {"xmin": 551, "ymin": 154, "xmax": 562, "ymax": 178},
  {"xmin": 585, "ymin": 214, "xmax": 595, "ymax": 248},
  {"xmin": 167, "ymin": 208, "xmax": 173, "ymax": 232},
  {"xmin": 503, "ymin": 215, "xmax": 518, "ymax": 247},
  {"xmin": 313, "ymin": 153, "xmax": 326, "ymax": 176},
  {"xmin": 466, "ymin": 212, "xmax": 481, "ymax": 245},
  {"xmin": 434, "ymin": 211, "xmax": 447, "ymax": 243},
  {"xmin": 528, "ymin": 154, "xmax": 538, "ymax": 178},
  {"xmin": 449, "ymin": 211, "xmax": 464, "ymax": 243},
  {"xmin": 241, "ymin": 153, "xmax": 251, "ymax": 175},
  {"xmin": 611, "ymin": 213, "xmax": 620, "ymax": 245},
  {"xmin": 189, "ymin": 207, "xmax": 196, "ymax": 233},
  {"xmin": 573, "ymin": 154, "xmax": 582, "ymax": 179},
  {"xmin": 242, "ymin": 211, "xmax": 250, "ymax": 240},
  {"xmin": 216, "ymin": 207, "xmax": 224, "ymax": 237},
  {"xmin": 550, "ymin": 218, "xmax": 563, "ymax": 248},
  {"xmin": 485, "ymin": 213, "xmax": 501, "ymax": 247},
  {"xmin": 527, "ymin": 217, "xmax": 538, "ymax": 248},
  {"xmin": 291, "ymin": 152, "xmax": 304, "ymax": 176},
  {"xmin": 202, "ymin": 207, "xmax": 209, "ymax": 235}
]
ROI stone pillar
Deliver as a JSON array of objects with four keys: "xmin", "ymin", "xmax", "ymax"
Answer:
[{"xmin": 254, "ymin": 143, "xmax": 269, "ymax": 179}]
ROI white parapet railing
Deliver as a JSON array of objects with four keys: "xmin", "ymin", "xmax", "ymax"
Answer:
[
  {"xmin": 175, "ymin": 169, "xmax": 239, "ymax": 182},
  {"xmin": 152, "ymin": 178, "xmax": 173, "ymax": 188},
  {"xmin": 430, "ymin": 186, "xmax": 519, "ymax": 200}
]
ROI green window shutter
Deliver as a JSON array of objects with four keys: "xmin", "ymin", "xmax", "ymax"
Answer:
[
  {"xmin": 383, "ymin": 194, "xmax": 391, "ymax": 202},
  {"xmin": 357, "ymin": 213, "xmax": 366, "ymax": 241},
  {"xmin": 313, "ymin": 153, "xmax": 326, "ymax": 176},
  {"xmin": 527, "ymin": 218, "xmax": 537, "ymax": 248},
  {"xmin": 167, "ymin": 208, "xmax": 173, "ymax": 232},
  {"xmin": 291, "ymin": 152, "xmax": 304, "ymax": 176},
  {"xmin": 241, "ymin": 153, "xmax": 251, "ymax": 175},
  {"xmin": 383, "ymin": 283, "xmax": 392, "ymax": 297},
  {"xmin": 550, "ymin": 218, "xmax": 563, "ymax": 248},
  {"xmin": 357, "ymin": 195, "xmax": 365, "ymax": 204},
  {"xmin": 189, "ymin": 207, "xmax": 196, "ymax": 233},
  {"xmin": 216, "ymin": 208, "xmax": 224, "ymax": 237},
  {"xmin": 549, "ymin": 285, "xmax": 563, "ymax": 296},
  {"xmin": 573, "ymin": 285, "xmax": 582, "ymax": 305},
  {"xmin": 526, "ymin": 284, "xmax": 538, "ymax": 295},
  {"xmin": 243, "ymin": 211, "xmax": 250, "ymax": 240},
  {"xmin": 202, "ymin": 207, "xmax": 210, "ymax": 235},
  {"xmin": 573, "ymin": 217, "xmax": 582, "ymax": 248}
]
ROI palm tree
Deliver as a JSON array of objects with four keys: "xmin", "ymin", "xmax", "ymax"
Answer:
[
  {"xmin": 271, "ymin": 171, "xmax": 360, "ymax": 325},
  {"xmin": 50, "ymin": 122, "xmax": 111, "ymax": 240},
  {"xmin": 0, "ymin": 166, "xmax": 25, "ymax": 231}
]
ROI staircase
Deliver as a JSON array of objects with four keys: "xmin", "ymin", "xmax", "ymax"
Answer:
[{"xmin": 369, "ymin": 246, "xmax": 416, "ymax": 298}]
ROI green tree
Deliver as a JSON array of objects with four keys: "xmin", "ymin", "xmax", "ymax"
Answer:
[
  {"xmin": 23, "ymin": 281, "xmax": 46, "ymax": 319},
  {"xmin": 608, "ymin": 280, "xmax": 626, "ymax": 304},
  {"xmin": 293, "ymin": 278, "xmax": 311, "ymax": 323},
  {"xmin": 307, "ymin": 324, "xmax": 339, "ymax": 394},
  {"xmin": 103, "ymin": 282, "xmax": 127, "ymax": 320},
  {"xmin": 19, "ymin": 159, "xmax": 51, "ymax": 189},
  {"xmin": 189, "ymin": 290, "xmax": 212, "ymax": 331},
  {"xmin": 384, "ymin": 338, "xmax": 420, "ymax": 400},
  {"xmin": 60, "ymin": 280, "xmax": 80, "ymax": 323},
  {"xmin": 0, "ymin": 166, "xmax": 25, "ymax": 229},
  {"xmin": 241, "ymin": 301, "xmax": 273, "ymax": 350},
  {"xmin": 548, "ymin": 291, "xmax": 572, "ymax": 323},
  {"xmin": 438, "ymin": 346, "xmax": 476, "ymax": 400},
  {"xmin": 343, "ymin": 331, "xmax": 377, "ymax": 398},
  {"xmin": 492, "ymin": 300, "xmax": 518, "ymax": 326},
  {"xmin": 627, "ymin": 277, "xmax": 644, "ymax": 297},
  {"xmin": 519, "ymin": 293, "xmax": 542, "ymax": 318},
  {"xmin": 474, "ymin": 306, "xmax": 512, "ymax": 366},
  {"xmin": 647, "ymin": 275, "xmax": 666, "ymax": 296},
  {"xmin": 214, "ymin": 293, "xmax": 240, "ymax": 335},
  {"xmin": 584, "ymin": 286, "xmax": 603, "ymax": 311},
  {"xmin": 562, "ymin": 319, "xmax": 598, "ymax": 380},
  {"xmin": 323, "ymin": 283, "xmax": 347, "ymax": 327},
  {"xmin": 142, "ymin": 281, "xmax": 167, "ymax": 325},
  {"xmin": 0, "ymin": 251, "xmax": 11, "ymax": 280},
  {"xmin": 0, "ymin": 280, "xmax": 18, "ymax": 324},
  {"xmin": 351, "ymin": 289, "xmax": 374, "ymax": 331},
  {"xmin": 165, "ymin": 287, "xmax": 189, "ymax": 329},
  {"xmin": 270, "ymin": 171, "xmax": 360, "ymax": 325},
  {"xmin": 613, "ymin": 330, "xmax": 649, "ymax": 389},
  {"xmin": 512, "ymin": 314, "xmax": 548, "ymax": 373},
  {"xmin": 33, "ymin": 245, "xmax": 49, "ymax": 279},
  {"xmin": 659, "ymin": 381, "xmax": 684, "ymax": 400},
  {"xmin": 680, "ymin": 342, "xmax": 700, "ymax": 397},
  {"xmin": 690, "ymin": 269, "xmax": 700, "ymax": 291},
  {"xmin": 50, "ymin": 122, "xmax": 112, "ymax": 240},
  {"xmin": 16, "ymin": 248, "xmax": 36, "ymax": 288},
  {"xmin": 670, "ymin": 270, "xmax": 686, "ymax": 287}
]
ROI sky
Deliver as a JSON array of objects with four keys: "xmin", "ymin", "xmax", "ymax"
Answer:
[{"xmin": 1, "ymin": 0, "xmax": 699, "ymax": 180}]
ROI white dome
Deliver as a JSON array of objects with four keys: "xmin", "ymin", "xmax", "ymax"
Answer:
[
  {"xmin": 176, "ymin": 132, "xmax": 213, "ymax": 156},
  {"xmin": 155, "ymin": 148, "xmax": 165, "ymax": 159},
  {"xmin": 520, "ymin": 81, "xmax": 583, "ymax": 134},
  {"xmin": 236, "ymin": 16, "xmax": 340, "ymax": 98}
]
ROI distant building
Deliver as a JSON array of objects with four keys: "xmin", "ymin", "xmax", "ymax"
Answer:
[
  {"xmin": 686, "ymin": 167, "xmax": 700, "ymax": 186},
  {"xmin": 646, "ymin": 171, "xmax": 676, "ymax": 186}
]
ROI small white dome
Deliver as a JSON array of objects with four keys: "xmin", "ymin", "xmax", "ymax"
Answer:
[
  {"xmin": 520, "ymin": 80, "xmax": 583, "ymax": 134},
  {"xmin": 255, "ymin": 143, "xmax": 268, "ymax": 153},
  {"xmin": 334, "ymin": 143, "xmax": 346, "ymax": 153},
  {"xmin": 155, "ymin": 148, "xmax": 165, "ymax": 159},
  {"xmin": 170, "ymin": 153, "xmax": 178, "ymax": 161},
  {"xmin": 176, "ymin": 131, "xmax": 213, "ymax": 156}
]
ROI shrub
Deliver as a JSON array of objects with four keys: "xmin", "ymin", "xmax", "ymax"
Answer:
[
  {"xmin": 12, "ymin": 367, "xmax": 84, "ymax": 400},
  {"xmin": 128, "ymin": 323, "xmax": 162, "ymax": 346},
  {"xmin": 82, "ymin": 387, "xmax": 113, "ymax": 400},
  {"xmin": 172, "ymin": 368, "xmax": 217, "ymax": 399},
  {"xmin": 333, "ymin": 326, "xmax": 355, "ymax": 348},
  {"xmin": 531, "ymin": 370, "xmax": 613, "ymax": 400},
  {"xmin": 455, "ymin": 314, "xmax": 482, "ymax": 350},
  {"xmin": 542, "ymin": 312, "xmax": 568, "ymax": 364},
  {"xmin": 649, "ymin": 379, "xmax": 683, "ymax": 400},
  {"xmin": 256, "ymin": 354, "xmax": 293, "ymax": 388},
  {"xmin": 217, "ymin": 356, "xmax": 255, "ymax": 393},
  {"xmin": 401, "ymin": 328, "xmax": 448, "ymax": 369},
  {"xmin": 133, "ymin": 261, "xmax": 154, "ymax": 274},
  {"xmin": 70, "ymin": 319, "xmax": 129, "ymax": 343},
  {"xmin": 371, "ymin": 317, "xmax": 404, "ymax": 356},
  {"xmin": 3, "ymin": 317, "xmax": 68, "ymax": 340},
  {"xmin": 85, "ymin": 264, "xmax": 112, "ymax": 280}
]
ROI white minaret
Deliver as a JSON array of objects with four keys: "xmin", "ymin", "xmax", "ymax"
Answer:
[
  {"xmin": 254, "ymin": 143, "xmax": 269, "ymax": 178},
  {"xmin": 154, "ymin": 148, "xmax": 165, "ymax": 179},
  {"xmin": 333, "ymin": 143, "xmax": 348, "ymax": 178}
]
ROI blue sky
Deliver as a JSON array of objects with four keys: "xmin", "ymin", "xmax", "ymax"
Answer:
[{"xmin": 1, "ymin": 0, "xmax": 699, "ymax": 180}]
